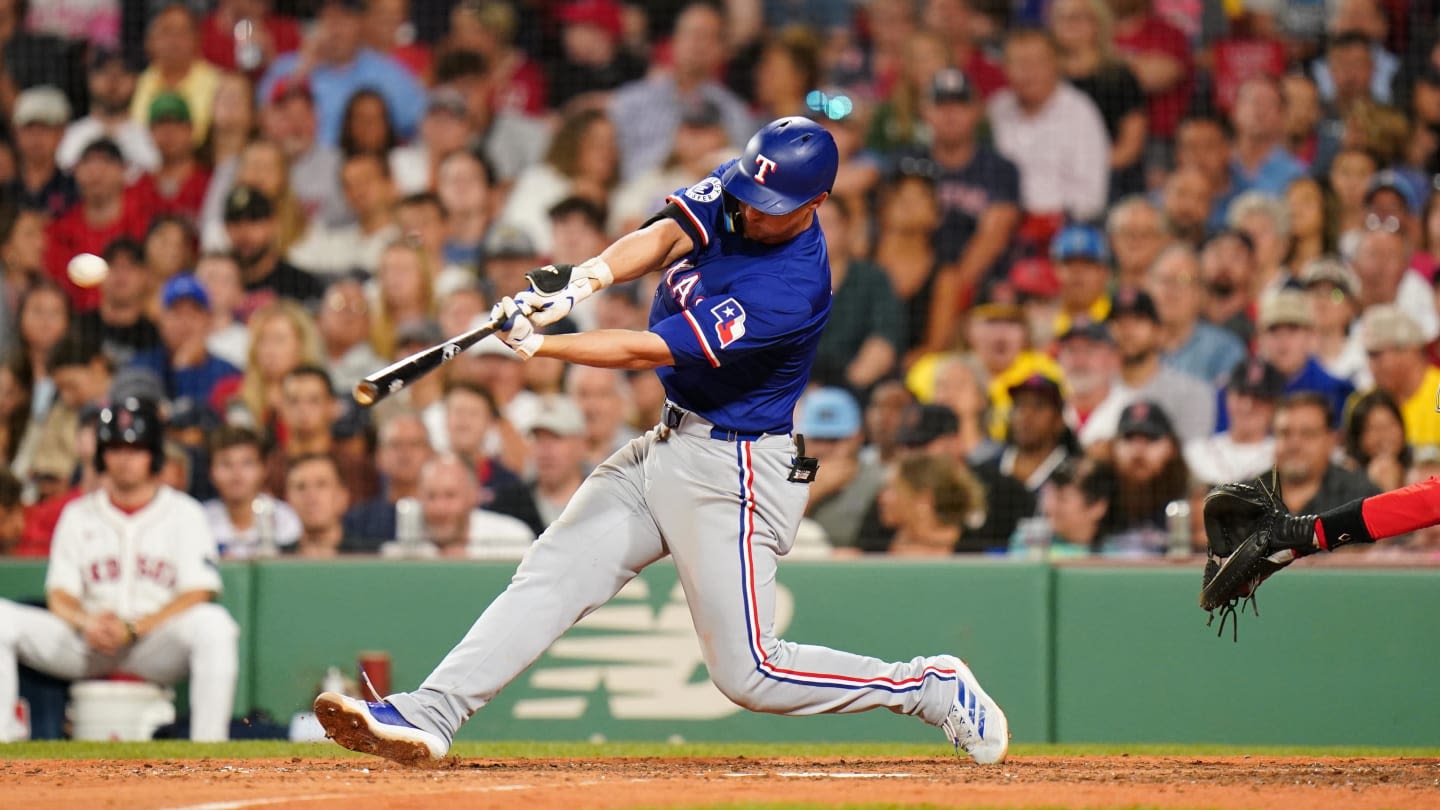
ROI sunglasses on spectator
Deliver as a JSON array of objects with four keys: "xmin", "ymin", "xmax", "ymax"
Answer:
[{"xmin": 1364, "ymin": 213, "xmax": 1402, "ymax": 233}]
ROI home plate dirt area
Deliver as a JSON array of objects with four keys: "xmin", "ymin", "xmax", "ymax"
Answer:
[{"xmin": 4, "ymin": 755, "xmax": 1440, "ymax": 809}]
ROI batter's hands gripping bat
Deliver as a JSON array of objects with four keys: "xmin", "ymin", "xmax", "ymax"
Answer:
[{"xmin": 352, "ymin": 264, "xmax": 576, "ymax": 407}]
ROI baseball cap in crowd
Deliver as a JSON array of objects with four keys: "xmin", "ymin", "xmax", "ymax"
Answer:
[
  {"xmin": 1007, "ymin": 374, "xmax": 1063, "ymax": 409},
  {"xmin": 12, "ymin": 86, "xmax": 70, "ymax": 127},
  {"xmin": 1258, "ymin": 289, "xmax": 1314, "ymax": 330},
  {"xmin": 557, "ymin": 0, "xmax": 624, "ymax": 39},
  {"xmin": 148, "ymin": 91, "xmax": 192, "ymax": 125},
  {"xmin": 1116, "ymin": 400, "xmax": 1175, "ymax": 440},
  {"xmin": 1298, "ymin": 256, "xmax": 1359, "ymax": 298},
  {"xmin": 971, "ymin": 301, "xmax": 1026, "ymax": 324},
  {"xmin": 484, "ymin": 224, "xmax": 538, "ymax": 259},
  {"xmin": 1057, "ymin": 317, "xmax": 1115, "ymax": 345},
  {"xmin": 1050, "ymin": 224, "xmax": 1110, "ymax": 264},
  {"xmin": 78, "ymin": 137, "xmax": 125, "ymax": 165},
  {"xmin": 223, "ymin": 185, "xmax": 274, "ymax": 222},
  {"xmin": 1361, "ymin": 304, "xmax": 1426, "ymax": 352},
  {"xmin": 1009, "ymin": 258, "xmax": 1060, "ymax": 299},
  {"xmin": 162, "ymin": 274, "xmax": 211, "ymax": 310},
  {"xmin": 1227, "ymin": 357, "xmax": 1286, "ymax": 401},
  {"xmin": 268, "ymin": 75, "xmax": 313, "ymax": 105},
  {"xmin": 1364, "ymin": 169, "xmax": 1421, "ymax": 214},
  {"xmin": 928, "ymin": 68, "xmax": 975, "ymax": 104},
  {"xmin": 797, "ymin": 387, "xmax": 862, "ymax": 440},
  {"xmin": 1107, "ymin": 287, "xmax": 1160, "ymax": 323},
  {"xmin": 895, "ymin": 403, "xmax": 960, "ymax": 448},
  {"xmin": 529, "ymin": 396, "xmax": 586, "ymax": 438},
  {"xmin": 426, "ymin": 87, "xmax": 469, "ymax": 119}
]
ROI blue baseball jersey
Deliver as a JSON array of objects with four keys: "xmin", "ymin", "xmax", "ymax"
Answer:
[{"xmin": 647, "ymin": 160, "xmax": 832, "ymax": 435}]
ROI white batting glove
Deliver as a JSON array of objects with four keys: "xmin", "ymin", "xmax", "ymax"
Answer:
[
  {"xmin": 491, "ymin": 297, "xmax": 544, "ymax": 359},
  {"xmin": 514, "ymin": 257, "xmax": 614, "ymax": 328}
]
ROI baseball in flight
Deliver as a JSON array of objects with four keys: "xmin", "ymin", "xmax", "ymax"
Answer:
[{"xmin": 67, "ymin": 253, "xmax": 110, "ymax": 288}]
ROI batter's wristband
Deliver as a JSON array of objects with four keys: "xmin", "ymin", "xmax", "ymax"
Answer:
[
  {"xmin": 578, "ymin": 257, "xmax": 614, "ymax": 289},
  {"xmin": 1314, "ymin": 497, "xmax": 1374, "ymax": 550}
]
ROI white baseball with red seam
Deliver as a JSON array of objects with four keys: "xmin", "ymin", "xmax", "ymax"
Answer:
[{"xmin": 67, "ymin": 253, "xmax": 109, "ymax": 288}]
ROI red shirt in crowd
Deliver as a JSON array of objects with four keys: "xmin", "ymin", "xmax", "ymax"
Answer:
[
  {"xmin": 44, "ymin": 192, "xmax": 151, "ymax": 312},
  {"xmin": 199, "ymin": 11, "xmax": 302, "ymax": 76},
  {"xmin": 492, "ymin": 56, "xmax": 548, "ymax": 117},
  {"xmin": 129, "ymin": 166, "xmax": 214, "ymax": 223},
  {"xmin": 962, "ymin": 49, "xmax": 1008, "ymax": 100},
  {"xmin": 14, "ymin": 488, "xmax": 84, "ymax": 558},
  {"xmin": 1113, "ymin": 13, "xmax": 1193, "ymax": 140}
]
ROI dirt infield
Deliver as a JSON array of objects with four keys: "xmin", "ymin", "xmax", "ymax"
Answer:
[{"xmin": 5, "ymin": 755, "xmax": 1440, "ymax": 809}]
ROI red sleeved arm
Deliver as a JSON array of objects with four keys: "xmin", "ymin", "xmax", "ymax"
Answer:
[{"xmin": 1314, "ymin": 476, "xmax": 1440, "ymax": 549}]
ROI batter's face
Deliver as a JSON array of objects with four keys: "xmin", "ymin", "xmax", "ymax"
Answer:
[{"xmin": 738, "ymin": 192, "xmax": 829, "ymax": 244}]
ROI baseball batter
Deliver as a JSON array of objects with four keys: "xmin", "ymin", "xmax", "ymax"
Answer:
[
  {"xmin": 316, "ymin": 117, "xmax": 1008, "ymax": 765},
  {"xmin": 0, "ymin": 398, "xmax": 239, "ymax": 742}
]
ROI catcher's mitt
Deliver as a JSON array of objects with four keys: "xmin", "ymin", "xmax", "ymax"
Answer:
[{"xmin": 1200, "ymin": 470, "xmax": 1317, "ymax": 639}]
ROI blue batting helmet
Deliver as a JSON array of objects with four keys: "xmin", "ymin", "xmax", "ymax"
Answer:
[{"xmin": 720, "ymin": 117, "xmax": 838, "ymax": 215}]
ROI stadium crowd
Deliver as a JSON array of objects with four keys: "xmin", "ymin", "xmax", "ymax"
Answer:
[{"xmin": 2, "ymin": 0, "xmax": 1440, "ymax": 562}]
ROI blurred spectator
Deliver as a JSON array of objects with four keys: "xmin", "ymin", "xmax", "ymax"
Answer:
[
  {"xmin": 990, "ymin": 28, "xmax": 1109, "ymax": 224},
  {"xmin": 0, "ymin": 470, "xmax": 22, "ymax": 554},
  {"xmin": 29, "ymin": 334, "xmax": 112, "ymax": 492},
  {"xmin": 610, "ymin": 2, "xmax": 754, "ymax": 181},
  {"xmin": 1008, "ymin": 456, "xmax": 1114, "ymax": 556},
  {"xmin": 385, "ymin": 452, "xmax": 534, "ymax": 558},
  {"xmin": 864, "ymin": 29, "xmax": 948, "ymax": 154},
  {"xmin": 0, "ymin": 203, "xmax": 47, "ymax": 357},
  {"xmin": 204, "ymin": 425, "xmax": 300, "ymax": 558},
  {"xmin": 480, "ymin": 224, "xmax": 540, "ymax": 301},
  {"xmin": 922, "ymin": 0, "xmax": 1005, "ymax": 98},
  {"xmin": 130, "ymin": 93, "xmax": 211, "ymax": 222},
  {"xmin": 608, "ymin": 98, "xmax": 734, "ymax": 234},
  {"xmin": 362, "ymin": 0, "xmax": 430, "ymax": 80},
  {"xmin": 432, "ymin": 48, "xmax": 549, "ymax": 184},
  {"xmin": 1311, "ymin": 6, "xmax": 1396, "ymax": 107},
  {"xmin": 221, "ymin": 185, "xmax": 326, "ymax": 307},
  {"xmin": 199, "ymin": 0, "xmax": 301, "ymax": 76},
  {"xmin": 1185, "ymin": 357, "xmax": 1282, "ymax": 487},
  {"xmin": 928, "ymin": 353, "xmax": 995, "ymax": 461},
  {"xmin": 1282, "ymin": 72, "xmax": 1324, "ymax": 167},
  {"xmin": 862, "ymin": 0, "xmax": 920, "ymax": 101},
  {"xmin": 1361, "ymin": 170, "xmax": 1420, "ymax": 254},
  {"xmin": 1159, "ymin": 165, "xmax": 1214, "ymax": 249},
  {"xmin": 1300, "ymin": 256, "xmax": 1366, "ymax": 385},
  {"xmin": 131, "ymin": 4, "xmax": 220, "ymax": 143},
  {"xmin": 43, "ymin": 138, "xmax": 146, "ymax": 313},
  {"xmin": 1109, "ymin": 0, "xmax": 1191, "ymax": 147},
  {"xmin": 1273, "ymin": 391, "xmax": 1379, "ymax": 514},
  {"xmin": 1057, "ymin": 319, "xmax": 1129, "ymax": 448},
  {"xmin": 1108, "ymin": 287, "xmax": 1214, "ymax": 443},
  {"xmin": 1099, "ymin": 399, "xmax": 1188, "ymax": 555},
  {"xmin": 876, "ymin": 453, "xmax": 986, "ymax": 555},
  {"xmin": 56, "ymin": 49, "xmax": 158, "ymax": 178},
  {"xmin": 436, "ymin": 148, "xmax": 495, "ymax": 269},
  {"xmin": 872, "ymin": 169, "xmax": 942, "ymax": 353},
  {"xmin": 283, "ymin": 453, "xmax": 364, "ymax": 557},
  {"xmin": 1229, "ymin": 77, "xmax": 1306, "ymax": 198},
  {"xmin": 10, "ymin": 280, "xmax": 71, "ymax": 472},
  {"xmin": 0, "ymin": 359, "xmax": 32, "ymax": 473},
  {"xmin": 0, "ymin": 0, "xmax": 85, "ymax": 106},
  {"xmin": 1285, "ymin": 175, "xmax": 1337, "ymax": 273},
  {"xmin": 370, "ymin": 240, "xmax": 434, "ymax": 359},
  {"xmin": 448, "ymin": 335, "xmax": 534, "ymax": 468},
  {"xmin": 12, "ymin": 83, "xmax": 70, "ymax": 199},
  {"xmin": 1147, "ymin": 244, "xmax": 1246, "ymax": 387},
  {"xmin": 438, "ymin": 381, "xmax": 543, "ymax": 533},
  {"xmin": 129, "ymin": 274, "xmax": 242, "ymax": 407},
  {"xmin": 959, "ymin": 303, "xmax": 1063, "ymax": 443},
  {"xmin": 797, "ymin": 388, "xmax": 883, "ymax": 552},
  {"xmin": 69, "ymin": 237, "xmax": 161, "ymax": 365},
  {"xmin": 526, "ymin": 397, "xmax": 587, "ymax": 525},
  {"xmin": 1329, "ymin": 146, "xmax": 1378, "ymax": 241},
  {"xmin": 1010, "ymin": 257, "xmax": 1064, "ymax": 349},
  {"xmin": 1173, "ymin": 115, "xmax": 1231, "ymax": 231},
  {"xmin": 566, "ymin": 365, "xmax": 639, "ymax": 470},
  {"xmin": 1198, "ymin": 228, "xmax": 1258, "ymax": 345},
  {"xmin": 194, "ymin": 251, "xmax": 250, "ymax": 369},
  {"xmin": 1233, "ymin": 289, "xmax": 1355, "ymax": 431},
  {"xmin": 1049, "ymin": 0, "xmax": 1146, "ymax": 200},
  {"xmin": 343, "ymin": 411, "xmax": 434, "ymax": 549},
  {"xmin": 328, "ymin": 88, "xmax": 395, "ymax": 163},
  {"xmin": 1051, "ymin": 224, "xmax": 1113, "ymax": 335},
  {"xmin": 200, "ymin": 72, "xmax": 259, "ymax": 172},
  {"xmin": 441, "ymin": 0, "xmax": 546, "ymax": 116},
  {"xmin": 263, "ymin": 365, "xmax": 378, "ymax": 503},
  {"xmin": 1227, "ymin": 191, "xmax": 1292, "ymax": 304},
  {"xmin": 549, "ymin": 0, "xmax": 646, "ymax": 108},
  {"xmin": 231, "ymin": 298, "xmax": 323, "ymax": 430},
  {"xmin": 289, "ymin": 153, "xmax": 400, "ymax": 277},
  {"xmin": 437, "ymin": 287, "xmax": 488, "ymax": 345},
  {"xmin": 1342, "ymin": 388, "xmax": 1411, "ymax": 492},
  {"xmin": 750, "ymin": 26, "xmax": 822, "ymax": 121},
  {"xmin": 904, "ymin": 68, "xmax": 1021, "ymax": 353},
  {"xmin": 389, "ymin": 89, "xmax": 472, "ymax": 195},
  {"xmin": 813, "ymin": 92, "xmax": 882, "ymax": 259},
  {"xmin": 977, "ymin": 373, "xmax": 1074, "ymax": 492},
  {"xmin": 258, "ymin": 0, "xmax": 425, "ymax": 146},
  {"xmin": 548, "ymin": 197, "xmax": 609, "ymax": 272},
  {"xmin": 1353, "ymin": 226, "xmax": 1439, "ymax": 341},
  {"xmin": 394, "ymin": 192, "xmax": 471, "ymax": 297},
  {"xmin": 1361, "ymin": 305, "xmax": 1440, "ymax": 446},
  {"xmin": 316, "ymin": 277, "xmax": 382, "ymax": 396},
  {"xmin": 813, "ymin": 198, "xmax": 902, "ymax": 390},
  {"xmin": 500, "ymin": 109, "xmax": 619, "ymax": 256},
  {"xmin": 251, "ymin": 79, "xmax": 350, "ymax": 231},
  {"xmin": 144, "ymin": 216, "xmax": 198, "ymax": 290},
  {"xmin": 1106, "ymin": 195, "xmax": 1170, "ymax": 290}
]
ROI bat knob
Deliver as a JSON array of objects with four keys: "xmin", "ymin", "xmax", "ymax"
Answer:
[{"xmin": 354, "ymin": 381, "xmax": 379, "ymax": 407}]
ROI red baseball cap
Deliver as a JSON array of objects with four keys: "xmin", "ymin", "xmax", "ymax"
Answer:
[
  {"xmin": 268, "ymin": 75, "xmax": 313, "ymax": 105},
  {"xmin": 1009, "ymin": 258, "xmax": 1060, "ymax": 299},
  {"xmin": 557, "ymin": 0, "xmax": 623, "ymax": 41}
]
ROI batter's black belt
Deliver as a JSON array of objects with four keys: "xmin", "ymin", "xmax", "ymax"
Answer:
[{"xmin": 661, "ymin": 402, "xmax": 766, "ymax": 442}]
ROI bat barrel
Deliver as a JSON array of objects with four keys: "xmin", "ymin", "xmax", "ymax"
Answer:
[{"xmin": 354, "ymin": 380, "xmax": 381, "ymax": 407}]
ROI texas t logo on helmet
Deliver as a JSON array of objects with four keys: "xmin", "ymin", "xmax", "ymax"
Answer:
[{"xmin": 752, "ymin": 154, "xmax": 778, "ymax": 184}]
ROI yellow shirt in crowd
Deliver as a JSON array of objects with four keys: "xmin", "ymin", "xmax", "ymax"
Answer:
[
  {"xmin": 1397, "ymin": 366, "xmax": 1440, "ymax": 448},
  {"xmin": 131, "ymin": 62, "xmax": 221, "ymax": 143}
]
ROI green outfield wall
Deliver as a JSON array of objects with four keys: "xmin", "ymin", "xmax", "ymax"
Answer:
[{"xmin": 2, "ymin": 558, "xmax": 1437, "ymax": 745}]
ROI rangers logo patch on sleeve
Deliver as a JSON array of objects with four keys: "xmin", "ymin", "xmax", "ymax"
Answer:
[
  {"xmin": 685, "ymin": 177, "xmax": 723, "ymax": 203},
  {"xmin": 710, "ymin": 298, "xmax": 747, "ymax": 348}
]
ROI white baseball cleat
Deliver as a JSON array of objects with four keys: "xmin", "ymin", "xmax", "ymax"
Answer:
[
  {"xmin": 313, "ymin": 692, "xmax": 449, "ymax": 767},
  {"xmin": 938, "ymin": 656, "xmax": 1009, "ymax": 765}
]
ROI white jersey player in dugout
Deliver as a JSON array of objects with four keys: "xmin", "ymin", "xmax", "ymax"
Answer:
[{"xmin": 0, "ymin": 397, "xmax": 238, "ymax": 742}]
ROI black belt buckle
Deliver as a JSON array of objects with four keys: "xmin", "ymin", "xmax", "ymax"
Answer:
[
  {"xmin": 787, "ymin": 433, "xmax": 820, "ymax": 483},
  {"xmin": 663, "ymin": 403, "xmax": 684, "ymax": 430}
]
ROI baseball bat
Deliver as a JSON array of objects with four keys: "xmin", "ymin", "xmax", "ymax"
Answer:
[{"xmin": 353, "ymin": 316, "xmax": 502, "ymax": 407}]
